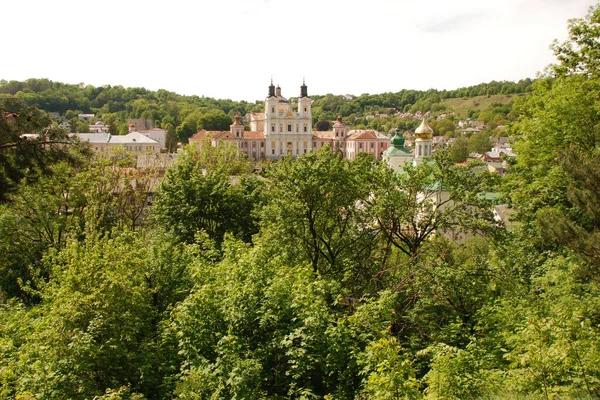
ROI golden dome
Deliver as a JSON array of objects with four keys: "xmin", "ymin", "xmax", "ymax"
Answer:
[{"xmin": 415, "ymin": 117, "xmax": 433, "ymax": 140}]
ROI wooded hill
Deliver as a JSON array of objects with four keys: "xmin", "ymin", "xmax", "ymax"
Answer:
[{"xmin": 0, "ymin": 77, "xmax": 531, "ymax": 142}]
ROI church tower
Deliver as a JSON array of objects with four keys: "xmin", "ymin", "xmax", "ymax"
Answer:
[
  {"xmin": 230, "ymin": 112, "xmax": 244, "ymax": 138},
  {"xmin": 332, "ymin": 114, "xmax": 346, "ymax": 139},
  {"xmin": 264, "ymin": 79, "xmax": 312, "ymax": 159},
  {"xmin": 332, "ymin": 114, "xmax": 346, "ymax": 154},
  {"xmin": 265, "ymin": 79, "xmax": 278, "ymax": 123},
  {"xmin": 414, "ymin": 117, "xmax": 433, "ymax": 163},
  {"xmin": 298, "ymin": 79, "xmax": 311, "ymax": 133}
]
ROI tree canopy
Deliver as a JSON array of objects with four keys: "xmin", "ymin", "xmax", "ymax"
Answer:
[{"xmin": 2, "ymin": 5, "xmax": 600, "ymax": 399}]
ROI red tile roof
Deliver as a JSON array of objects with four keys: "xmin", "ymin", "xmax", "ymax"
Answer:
[
  {"xmin": 243, "ymin": 131, "xmax": 265, "ymax": 139},
  {"xmin": 313, "ymin": 131, "xmax": 333, "ymax": 139},
  {"xmin": 346, "ymin": 130, "xmax": 387, "ymax": 140}
]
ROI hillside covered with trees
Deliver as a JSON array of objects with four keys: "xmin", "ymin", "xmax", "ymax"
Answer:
[
  {"xmin": 0, "ymin": 73, "xmax": 530, "ymax": 144},
  {"xmin": 1, "ymin": 4, "xmax": 600, "ymax": 399}
]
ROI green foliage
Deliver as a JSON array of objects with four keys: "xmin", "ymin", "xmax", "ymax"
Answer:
[
  {"xmin": 447, "ymin": 136, "xmax": 469, "ymax": 163},
  {"xmin": 486, "ymin": 256, "xmax": 600, "ymax": 398},
  {"xmin": 197, "ymin": 110, "xmax": 233, "ymax": 132},
  {"xmin": 259, "ymin": 147, "xmax": 379, "ymax": 278},
  {"xmin": 370, "ymin": 155, "xmax": 499, "ymax": 258},
  {"xmin": 0, "ymin": 228, "xmax": 195, "ymax": 399},
  {"xmin": 2, "ymin": 7, "xmax": 600, "ymax": 399},
  {"xmin": 429, "ymin": 116, "xmax": 456, "ymax": 136},
  {"xmin": 358, "ymin": 338, "xmax": 419, "ymax": 399},
  {"xmin": 552, "ymin": 3, "xmax": 600, "ymax": 77},
  {"xmin": 424, "ymin": 341, "xmax": 502, "ymax": 399},
  {"xmin": 153, "ymin": 145, "xmax": 261, "ymax": 245},
  {"xmin": 467, "ymin": 130, "xmax": 492, "ymax": 153},
  {"xmin": 0, "ymin": 99, "xmax": 88, "ymax": 202}
]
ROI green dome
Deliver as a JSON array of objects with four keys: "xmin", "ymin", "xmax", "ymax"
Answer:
[{"xmin": 391, "ymin": 131, "xmax": 405, "ymax": 148}]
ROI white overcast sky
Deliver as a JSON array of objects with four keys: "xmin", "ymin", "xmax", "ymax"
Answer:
[{"xmin": 1, "ymin": 0, "xmax": 596, "ymax": 102}]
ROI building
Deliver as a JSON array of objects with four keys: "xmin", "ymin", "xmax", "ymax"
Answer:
[
  {"xmin": 76, "ymin": 132, "xmax": 160, "ymax": 154},
  {"xmin": 382, "ymin": 117, "xmax": 434, "ymax": 170},
  {"xmin": 89, "ymin": 122, "xmax": 110, "ymax": 133},
  {"xmin": 127, "ymin": 118, "xmax": 154, "ymax": 132},
  {"xmin": 190, "ymin": 81, "xmax": 390, "ymax": 160},
  {"xmin": 128, "ymin": 125, "xmax": 166, "ymax": 151},
  {"xmin": 382, "ymin": 130, "xmax": 412, "ymax": 170},
  {"xmin": 414, "ymin": 117, "xmax": 434, "ymax": 163},
  {"xmin": 78, "ymin": 114, "xmax": 95, "ymax": 121}
]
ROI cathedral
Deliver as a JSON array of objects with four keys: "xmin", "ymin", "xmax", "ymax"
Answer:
[{"xmin": 189, "ymin": 81, "xmax": 392, "ymax": 161}]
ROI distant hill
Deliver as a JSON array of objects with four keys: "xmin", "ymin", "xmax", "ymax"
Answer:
[
  {"xmin": 439, "ymin": 94, "xmax": 523, "ymax": 120},
  {"xmin": 0, "ymin": 78, "xmax": 532, "ymax": 140}
]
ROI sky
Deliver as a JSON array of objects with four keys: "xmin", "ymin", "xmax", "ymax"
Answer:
[{"xmin": 1, "ymin": 0, "xmax": 596, "ymax": 102}]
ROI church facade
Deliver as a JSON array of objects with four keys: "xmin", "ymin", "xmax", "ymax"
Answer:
[{"xmin": 189, "ymin": 81, "xmax": 390, "ymax": 161}]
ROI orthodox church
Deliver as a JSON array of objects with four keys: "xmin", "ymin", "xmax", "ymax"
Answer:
[
  {"xmin": 382, "ymin": 117, "xmax": 434, "ymax": 170},
  {"xmin": 189, "ymin": 81, "xmax": 390, "ymax": 161}
]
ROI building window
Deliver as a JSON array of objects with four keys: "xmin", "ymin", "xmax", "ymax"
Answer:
[
  {"xmin": 280, "ymin": 124, "xmax": 283, "ymax": 132},
  {"xmin": 359, "ymin": 143, "xmax": 363, "ymax": 149},
  {"xmin": 304, "ymin": 107, "xmax": 307, "ymax": 113},
  {"xmin": 271, "ymin": 125, "xmax": 275, "ymax": 132},
  {"xmin": 371, "ymin": 143, "xmax": 374, "ymax": 149},
  {"xmin": 261, "ymin": 142, "xmax": 264, "ymax": 148},
  {"xmin": 272, "ymin": 149, "xmax": 275, "ymax": 155},
  {"xmin": 304, "ymin": 126, "xmax": 307, "ymax": 132},
  {"xmin": 304, "ymin": 149, "xmax": 307, "ymax": 154},
  {"xmin": 288, "ymin": 124, "xmax": 292, "ymax": 132},
  {"xmin": 272, "ymin": 107, "xmax": 275, "ymax": 113},
  {"xmin": 296, "ymin": 125, "xmax": 299, "ymax": 132}
]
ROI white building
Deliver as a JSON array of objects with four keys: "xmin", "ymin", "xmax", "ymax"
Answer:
[
  {"xmin": 382, "ymin": 131, "xmax": 412, "ymax": 170},
  {"xmin": 128, "ymin": 125, "xmax": 166, "ymax": 151},
  {"xmin": 76, "ymin": 132, "xmax": 160, "ymax": 154},
  {"xmin": 382, "ymin": 117, "xmax": 433, "ymax": 171},
  {"xmin": 262, "ymin": 80, "xmax": 313, "ymax": 159},
  {"xmin": 190, "ymin": 81, "xmax": 389, "ymax": 160},
  {"xmin": 89, "ymin": 122, "xmax": 110, "ymax": 133}
]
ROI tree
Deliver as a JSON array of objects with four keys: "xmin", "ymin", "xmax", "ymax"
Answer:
[
  {"xmin": 448, "ymin": 137, "xmax": 469, "ymax": 163},
  {"xmin": 163, "ymin": 122, "xmax": 177, "ymax": 152},
  {"xmin": 259, "ymin": 147, "xmax": 380, "ymax": 276},
  {"xmin": 552, "ymin": 3, "xmax": 600, "ymax": 77},
  {"xmin": 0, "ymin": 99, "xmax": 87, "ymax": 202},
  {"xmin": 152, "ymin": 145, "xmax": 261, "ymax": 245},
  {"xmin": 468, "ymin": 130, "xmax": 491, "ymax": 153},
  {"xmin": 430, "ymin": 116, "xmax": 456, "ymax": 136},
  {"xmin": 370, "ymin": 155, "xmax": 499, "ymax": 259},
  {"xmin": 0, "ymin": 161, "xmax": 87, "ymax": 301},
  {"xmin": 316, "ymin": 119, "xmax": 331, "ymax": 131},
  {"xmin": 197, "ymin": 110, "xmax": 233, "ymax": 131}
]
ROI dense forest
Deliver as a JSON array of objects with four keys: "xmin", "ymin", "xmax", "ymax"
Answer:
[{"xmin": 2, "ymin": 4, "xmax": 600, "ymax": 400}]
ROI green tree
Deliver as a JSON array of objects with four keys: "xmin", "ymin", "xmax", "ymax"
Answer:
[
  {"xmin": 0, "ymin": 100, "xmax": 86, "ymax": 202},
  {"xmin": 152, "ymin": 145, "xmax": 261, "ymax": 245},
  {"xmin": 0, "ymin": 161, "xmax": 86, "ymax": 301},
  {"xmin": 259, "ymin": 147, "xmax": 380, "ymax": 277},
  {"xmin": 552, "ymin": 3, "xmax": 600, "ymax": 77},
  {"xmin": 467, "ymin": 130, "xmax": 491, "ymax": 153},
  {"xmin": 370, "ymin": 156, "xmax": 499, "ymax": 259},
  {"xmin": 197, "ymin": 110, "xmax": 233, "ymax": 131},
  {"xmin": 316, "ymin": 119, "xmax": 331, "ymax": 131},
  {"xmin": 430, "ymin": 116, "xmax": 456, "ymax": 136},
  {"xmin": 448, "ymin": 137, "xmax": 469, "ymax": 163}
]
